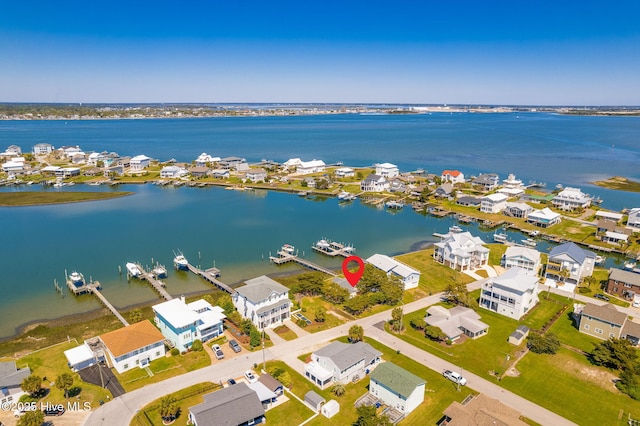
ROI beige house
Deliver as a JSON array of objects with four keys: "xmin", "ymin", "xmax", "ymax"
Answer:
[{"xmin": 576, "ymin": 303, "xmax": 640, "ymax": 345}]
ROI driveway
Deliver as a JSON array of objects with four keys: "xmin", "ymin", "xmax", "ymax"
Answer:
[{"xmin": 78, "ymin": 364, "xmax": 125, "ymax": 398}]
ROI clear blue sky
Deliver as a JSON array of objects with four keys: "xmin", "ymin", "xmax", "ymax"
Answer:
[{"xmin": 1, "ymin": 1, "xmax": 639, "ymax": 105}]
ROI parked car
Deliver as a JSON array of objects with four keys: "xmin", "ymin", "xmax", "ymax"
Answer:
[
  {"xmin": 443, "ymin": 369, "xmax": 467, "ymax": 386},
  {"xmin": 244, "ymin": 370, "xmax": 258, "ymax": 383},
  {"xmin": 594, "ymin": 293, "xmax": 610, "ymax": 301},
  {"xmin": 228, "ymin": 378, "xmax": 236, "ymax": 385},
  {"xmin": 229, "ymin": 339, "xmax": 241, "ymax": 353},
  {"xmin": 212, "ymin": 344, "xmax": 224, "ymax": 360},
  {"xmin": 44, "ymin": 406, "xmax": 66, "ymax": 416}
]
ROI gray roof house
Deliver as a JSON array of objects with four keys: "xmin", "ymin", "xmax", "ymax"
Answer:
[
  {"xmin": 304, "ymin": 341, "xmax": 382, "ymax": 389},
  {"xmin": 545, "ymin": 242, "xmax": 596, "ymax": 285},
  {"xmin": 232, "ymin": 275, "xmax": 291, "ymax": 329},
  {"xmin": 188, "ymin": 382, "xmax": 265, "ymax": 426},
  {"xmin": 0, "ymin": 361, "xmax": 32, "ymax": 405},
  {"xmin": 472, "ymin": 173, "xmax": 500, "ymax": 191},
  {"xmin": 424, "ymin": 306, "xmax": 489, "ymax": 341}
]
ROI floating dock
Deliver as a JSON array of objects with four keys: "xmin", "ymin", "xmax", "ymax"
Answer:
[{"xmin": 269, "ymin": 246, "xmax": 337, "ymax": 276}]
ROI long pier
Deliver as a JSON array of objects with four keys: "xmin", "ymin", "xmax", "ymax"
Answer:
[
  {"xmin": 91, "ymin": 287, "xmax": 130, "ymax": 326},
  {"xmin": 185, "ymin": 262, "xmax": 236, "ymax": 294},
  {"xmin": 269, "ymin": 249, "xmax": 337, "ymax": 277},
  {"xmin": 134, "ymin": 263, "xmax": 173, "ymax": 301},
  {"xmin": 311, "ymin": 240, "xmax": 356, "ymax": 258}
]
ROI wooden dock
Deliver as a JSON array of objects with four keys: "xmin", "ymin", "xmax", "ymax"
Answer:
[
  {"xmin": 134, "ymin": 263, "xmax": 173, "ymax": 301},
  {"xmin": 311, "ymin": 240, "xmax": 356, "ymax": 258},
  {"xmin": 186, "ymin": 263, "xmax": 236, "ymax": 294},
  {"xmin": 91, "ymin": 287, "xmax": 130, "ymax": 326},
  {"xmin": 269, "ymin": 249, "xmax": 337, "ymax": 276},
  {"xmin": 66, "ymin": 273, "xmax": 101, "ymax": 295}
]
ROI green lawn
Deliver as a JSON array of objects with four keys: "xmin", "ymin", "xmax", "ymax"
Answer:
[
  {"xmin": 0, "ymin": 191, "xmax": 133, "ymax": 206},
  {"xmin": 487, "ymin": 243, "xmax": 508, "ymax": 266},
  {"xmin": 272, "ymin": 325, "xmax": 298, "ymax": 341},
  {"xmin": 266, "ymin": 389, "xmax": 316, "ymax": 424},
  {"xmin": 521, "ymin": 294, "xmax": 568, "ymax": 331},
  {"xmin": 396, "ymin": 248, "xmax": 474, "ymax": 294}
]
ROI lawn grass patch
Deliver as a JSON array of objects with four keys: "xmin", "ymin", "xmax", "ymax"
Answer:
[
  {"xmin": 299, "ymin": 297, "xmax": 345, "ymax": 332},
  {"xmin": 396, "ymin": 248, "xmax": 474, "ymax": 294},
  {"xmin": 0, "ymin": 191, "xmax": 133, "ymax": 206},
  {"xmin": 272, "ymin": 325, "xmax": 298, "ymax": 341}
]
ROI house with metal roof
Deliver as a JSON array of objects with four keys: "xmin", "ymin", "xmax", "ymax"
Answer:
[
  {"xmin": 98, "ymin": 320, "xmax": 165, "ymax": 374},
  {"xmin": 153, "ymin": 296, "xmax": 226, "ymax": 351},
  {"xmin": 360, "ymin": 173, "xmax": 389, "ymax": 192},
  {"xmin": 607, "ymin": 268, "xmax": 640, "ymax": 301},
  {"xmin": 369, "ymin": 362, "xmax": 426, "ymax": 418},
  {"xmin": 527, "ymin": 207, "xmax": 561, "ymax": 228},
  {"xmin": 304, "ymin": 341, "xmax": 382, "ymax": 389},
  {"xmin": 297, "ymin": 159, "xmax": 326, "ymax": 175},
  {"xmin": 502, "ymin": 246, "xmax": 541, "ymax": 274},
  {"xmin": 424, "ymin": 306, "xmax": 489, "ymax": 341},
  {"xmin": 433, "ymin": 231, "xmax": 489, "ymax": 272},
  {"xmin": 503, "ymin": 201, "xmax": 533, "ymax": 219},
  {"xmin": 545, "ymin": 242, "xmax": 596, "ymax": 285},
  {"xmin": 365, "ymin": 254, "xmax": 420, "ymax": 290},
  {"xmin": 0, "ymin": 361, "xmax": 31, "ymax": 407},
  {"xmin": 552, "ymin": 187, "xmax": 592, "ymax": 211},
  {"xmin": 627, "ymin": 208, "xmax": 640, "ymax": 230},
  {"xmin": 480, "ymin": 193, "xmax": 508, "ymax": 214},
  {"xmin": 129, "ymin": 154, "xmax": 151, "ymax": 171},
  {"xmin": 32, "ymin": 142, "xmax": 54, "ymax": 155},
  {"xmin": 375, "ymin": 162, "xmax": 399, "ymax": 178},
  {"xmin": 188, "ymin": 382, "xmax": 265, "ymax": 426},
  {"xmin": 472, "ymin": 173, "xmax": 500, "ymax": 191},
  {"xmin": 232, "ymin": 275, "xmax": 291, "ymax": 329},
  {"xmin": 479, "ymin": 267, "xmax": 540, "ymax": 320}
]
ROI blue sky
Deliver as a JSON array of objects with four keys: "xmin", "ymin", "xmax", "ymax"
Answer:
[{"xmin": 1, "ymin": 1, "xmax": 639, "ymax": 105}]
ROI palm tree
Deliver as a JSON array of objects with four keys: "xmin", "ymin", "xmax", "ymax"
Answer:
[
  {"xmin": 159, "ymin": 395, "xmax": 178, "ymax": 423},
  {"xmin": 557, "ymin": 267, "xmax": 570, "ymax": 286},
  {"xmin": 331, "ymin": 383, "xmax": 345, "ymax": 397}
]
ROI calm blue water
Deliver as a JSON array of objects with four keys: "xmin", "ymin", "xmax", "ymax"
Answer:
[{"xmin": 0, "ymin": 112, "xmax": 639, "ymax": 338}]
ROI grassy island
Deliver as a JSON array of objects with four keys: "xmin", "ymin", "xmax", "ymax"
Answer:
[
  {"xmin": 591, "ymin": 176, "xmax": 640, "ymax": 193},
  {"xmin": 0, "ymin": 191, "xmax": 133, "ymax": 206}
]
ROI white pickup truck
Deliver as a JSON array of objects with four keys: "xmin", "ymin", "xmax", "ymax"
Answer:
[{"xmin": 443, "ymin": 369, "xmax": 467, "ymax": 386}]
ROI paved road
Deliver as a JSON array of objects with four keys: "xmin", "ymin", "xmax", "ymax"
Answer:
[{"xmin": 84, "ymin": 289, "xmax": 576, "ymax": 426}]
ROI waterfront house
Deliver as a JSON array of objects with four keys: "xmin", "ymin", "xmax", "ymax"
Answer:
[
  {"xmin": 479, "ymin": 267, "xmax": 540, "ymax": 320},
  {"xmin": 596, "ymin": 219, "xmax": 632, "ymax": 245},
  {"xmin": 388, "ymin": 178, "xmax": 406, "ymax": 193},
  {"xmin": 334, "ymin": 167, "xmax": 355, "ymax": 178},
  {"xmin": 1, "ymin": 160, "xmax": 24, "ymax": 174},
  {"xmin": 365, "ymin": 253, "xmax": 420, "ymax": 290},
  {"xmin": 59, "ymin": 145, "xmax": 82, "ymax": 158},
  {"xmin": 552, "ymin": 187, "xmax": 592, "ymax": 211},
  {"xmin": 58, "ymin": 167, "xmax": 81, "ymax": 178},
  {"xmin": 456, "ymin": 195, "xmax": 482, "ymax": 207},
  {"xmin": 116, "ymin": 156, "xmax": 131, "ymax": 168},
  {"xmin": 375, "ymin": 162, "xmax": 399, "ymax": 178},
  {"xmin": 433, "ymin": 231, "xmax": 489, "ymax": 271},
  {"xmin": 502, "ymin": 246, "xmax": 541, "ymax": 274},
  {"xmin": 104, "ymin": 164, "xmax": 124, "ymax": 177},
  {"xmin": 440, "ymin": 394, "xmax": 528, "ymax": 426},
  {"xmin": 303, "ymin": 177, "xmax": 316, "ymax": 188},
  {"xmin": 527, "ymin": 207, "xmax": 561, "ymax": 228},
  {"xmin": 130, "ymin": 154, "xmax": 151, "ymax": 171},
  {"xmin": 189, "ymin": 166, "xmax": 210, "ymax": 178},
  {"xmin": 576, "ymin": 303, "xmax": 640, "ymax": 344},
  {"xmin": 504, "ymin": 202, "xmax": 533, "ymax": 219},
  {"xmin": 210, "ymin": 168, "xmax": 230, "ymax": 179},
  {"xmin": 5, "ymin": 144, "xmax": 21, "ymax": 155},
  {"xmin": 360, "ymin": 174, "xmax": 389, "ymax": 192},
  {"xmin": 32, "ymin": 142, "xmax": 54, "ymax": 155},
  {"xmin": 41, "ymin": 165, "xmax": 61, "ymax": 175},
  {"xmin": 219, "ymin": 156, "xmax": 247, "ymax": 171},
  {"xmin": 232, "ymin": 275, "xmax": 291, "ymax": 329},
  {"xmin": 424, "ymin": 305, "xmax": 489, "ymax": 341},
  {"xmin": 160, "ymin": 165, "xmax": 188, "ymax": 179},
  {"xmin": 627, "ymin": 208, "xmax": 640, "ymax": 230},
  {"xmin": 297, "ymin": 159, "xmax": 326, "ymax": 175},
  {"xmin": 99, "ymin": 320, "xmax": 166, "ymax": 374},
  {"xmin": 472, "ymin": 173, "xmax": 500, "ymax": 191},
  {"xmin": 245, "ymin": 167, "xmax": 267, "ymax": 183},
  {"xmin": 195, "ymin": 152, "xmax": 220, "ymax": 167},
  {"xmin": 434, "ymin": 182, "xmax": 454, "ymax": 198},
  {"xmin": 441, "ymin": 169, "xmax": 465, "ymax": 184},
  {"xmin": 153, "ymin": 296, "xmax": 226, "ymax": 351},
  {"xmin": 545, "ymin": 242, "xmax": 595, "ymax": 285},
  {"xmin": 480, "ymin": 193, "xmax": 508, "ymax": 214},
  {"xmin": 304, "ymin": 341, "xmax": 382, "ymax": 389},
  {"xmin": 331, "ymin": 277, "xmax": 358, "ymax": 298},
  {"xmin": 0, "ymin": 361, "xmax": 31, "ymax": 407},
  {"xmin": 188, "ymin": 382, "xmax": 265, "ymax": 426},
  {"xmin": 606, "ymin": 268, "xmax": 640, "ymax": 301},
  {"xmin": 595, "ymin": 211, "xmax": 624, "ymax": 223},
  {"xmin": 283, "ymin": 158, "xmax": 303, "ymax": 170},
  {"xmin": 369, "ymin": 362, "xmax": 426, "ymax": 417}
]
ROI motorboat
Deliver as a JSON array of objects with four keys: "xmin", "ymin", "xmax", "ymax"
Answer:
[
  {"xmin": 125, "ymin": 262, "xmax": 142, "ymax": 277},
  {"xmin": 68, "ymin": 271, "xmax": 85, "ymax": 287},
  {"xmin": 314, "ymin": 239, "xmax": 331, "ymax": 250},
  {"xmin": 152, "ymin": 264, "xmax": 168, "ymax": 279},
  {"xmin": 521, "ymin": 238, "xmax": 537, "ymax": 248},
  {"xmin": 173, "ymin": 253, "xmax": 189, "ymax": 270},
  {"xmin": 282, "ymin": 244, "xmax": 295, "ymax": 254},
  {"xmin": 449, "ymin": 225, "xmax": 463, "ymax": 233},
  {"xmin": 493, "ymin": 232, "xmax": 508, "ymax": 243},
  {"xmin": 385, "ymin": 200, "xmax": 404, "ymax": 209}
]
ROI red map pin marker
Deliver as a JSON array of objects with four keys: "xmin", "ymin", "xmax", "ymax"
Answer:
[{"xmin": 342, "ymin": 256, "xmax": 365, "ymax": 287}]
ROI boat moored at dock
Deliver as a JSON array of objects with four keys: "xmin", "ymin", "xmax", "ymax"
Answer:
[
  {"xmin": 125, "ymin": 262, "xmax": 142, "ymax": 278},
  {"xmin": 173, "ymin": 252, "xmax": 189, "ymax": 270},
  {"xmin": 152, "ymin": 264, "xmax": 168, "ymax": 279},
  {"xmin": 493, "ymin": 232, "xmax": 508, "ymax": 243}
]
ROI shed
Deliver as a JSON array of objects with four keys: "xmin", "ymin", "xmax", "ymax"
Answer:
[
  {"xmin": 508, "ymin": 325, "xmax": 530, "ymax": 346},
  {"xmin": 304, "ymin": 390, "xmax": 325, "ymax": 412},
  {"xmin": 321, "ymin": 399, "xmax": 340, "ymax": 418},
  {"xmin": 64, "ymin": 344, "xmax": 97, "ymax": 372}
]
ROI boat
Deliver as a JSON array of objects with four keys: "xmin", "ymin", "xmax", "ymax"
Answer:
[
  {"xmin": 281, "ymin": 244, "xmax": 295, "ymax": 254},
  {"xmin": 595, "ymin": 255, "xmax": 606, "ymax": 265},
  {"xmin": 624, "ymin": 261, "xmax": 637, "ymax": 270},
  {"xmin": 68, "ymin": 271, "xmax": 85, "ymax": 288},
  {"xmin": 152, "ymin": 264, "xmax": 168, "ymax": 279},
  {"xmin": 173, "ymin": 252, "xmax": 189, "ymax": 270},
  {"xmin": 529, "ymin": 230, "xmax": 540, "ymax": 237},
  {"xmin": 314, "ymin": 239, "xmax": 331, "ymax": 250},
  {"xmin": 493, "ymin": 232, "xmax": 508, "ymax": 243},
  {"xmin": 385, "ymin": 200, "xmax": 404, "ymax": 209},
  {"xmin": 337, "ymin": 191, "xmax": 357, "ymax": 201},
  {"xmin": 125, "ymin": 262, "xmax": 142, "ymax": 277},
  {"xmin": 521, "ymin": 238, "xmax": 537, "ymax": 248},
  {"xmin": 449, "ymin": 225, "xmax": 463, "ymax": 233}
]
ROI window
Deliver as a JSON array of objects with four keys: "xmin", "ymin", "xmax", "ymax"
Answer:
[
  {"xmin": 595, "ymin": 328, "xmax": 603, "ymax": 334},
  {"xmin": 124, "ymin": 364, "xmax": 129, "ymax": 369},
  {"xmin": 584, "ymin": 324, "xmax": 590, "ymax": 330},
  {"xmin": 610, "ymin": 333, "xmax": 616, "ymax": 338}
]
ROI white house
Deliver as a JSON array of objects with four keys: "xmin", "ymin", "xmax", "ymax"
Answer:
[
  {"xmin": 472, "ymin": 173, "xmax": 500, "ymax": 191},
  {"xmin": 4, "ymin": 145, "xmax": 21, "ymax": 155},
  {"xmin": 627, "ymin": 208, "xmax": 640, "ymax": 230},
  {"xmin": 283, "ymin": 158, "xmax": 303, "ymax": 170},
  {"xmin": 360, "ymin": 174, "xmax": 389, "ymax": 192},
  {"xmin": 375, "ymin": 162, "xmax": 399, "ymax": 178},
  {"xmin": 502, "ymin": 246, "xmax": 541, "ymax": 274},
  {"xmin": 98, "ymin": 320, "xmax": 166, "ymax": 374},
  {"xmin": 480, "ymin": 193, "xmax": 508, "ymax": 214},
  {"xmin": 32, "ymin": 143, "xmax": 54, "ymax": 155},
  {"xmin": 369, "ymin": 362, "xmax": 425, "ymax": 417},
  {"xmin": 433, "ymin": 231, "xmax": 489, "ymax": 271},
  {"xmin": 527, "ymin": 207, "xmax": 561, "ymax": 228},
  {"xmin": 479, "ymin": 267, "xmax": 540, "ymax": 320},
  {"xmin": 195, "ymin": 153, "xmax": 220, "ymax": 167},
  {"xmin": 552, "ymin": 187, "xmax": 592, "ymax": 210},
  {"xmin": 545, "ymin": 242, "xmax": 596, "ymax": 285},
  {"xmin": 153, "ymin": 297, "xmax": 226, "ymax": 351},
  {"xmin": 504, "ymin": 202, "xmax": 533, "ymax": 219},
  {"xmin": 441, "ymin": 169, "xmax": 465, "ymax": 184},
  {"xmin": 232, "ymin": 275, "xmax": 291, "ymax": 329},
  {"xmin": 334, "ymin": 167, "xmax": 355, "ymax": 178},
  {"xmin": 499, "ymin": 173, "xmax": 525, "ymax": 196},
  {"xmin": 424, "ymin": 306, "xmax": 489, "ymax": 341},
  {"xmin": 1, "ymin": 161, "xmax": 24, "ymax": 173},
  {"xmin": 64, "ymin": 343, "xmax": 101, "ymax": 372},
  {"xmin": 297, "ymin": 159, "xmax": 326, "ymax": 175},
  {"xmin": 160, "ymin": 165, "xmax": 188, "ymax": 179},
  {"xmin": 365, "ymin": 254, "xmax": 420, "ymax": 290},
  {"xmin": 130, "ymin": 154, "xmax": 151, "ymax": 171},
  {"xmin": 0, "ymin": 361, "xmax": 31, "ymax": 407},
  {"xmin": 245, "ymin": 168, "xmax": 267, "ymax": 183},
  {"xmin": 304, "ymin": 341, "xmax": 382, "ymax": 389}
]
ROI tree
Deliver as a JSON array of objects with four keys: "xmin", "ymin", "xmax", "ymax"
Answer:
[
  {"xmin": 322, "ymin": 281, "xmax": 350, "ymax": 304},
  {"xmin": 410, "ymin": 318, "xmax": 427, "ymax": 330},
  {"xmin": 314, "ymin": 306, "xmax": 326, "ymax": 323},
  {"xmin": 391, "ymin": 307, "xmax": 404, "ymax": 332},
  {"xmin": 617, "ymin": 363, "xmax": 640, "ymax": 400},
  {"xmin": 557, "ymin": 267, "xmax": 571, "ymax": 285},
  {"xmin": 353, "ymin": 405, "xmax": 392, "ymax": 426},
  {"xmin": 56, "ymin": 372, "xmax": 74, "ymax": 398},
  {"xmin": 582, "ymin": 276, "xmax": 596, "ymax": 290},
  {"xmin": 250, "ymin": 327, "xmax": 262, "ymax": 348},
  {"xmin": 21, "ymin": 374, "xmax": 42, "ymax": 396},
  {"xmin": 159, "ymin": 395, "xmax": 179, "ymax": 422},
  {"xmin": 379, "ymin": 276, "xmax": 404, "ymax": 306},
  {"xmin": 343, "ymin": 295, "xmax": 371, "ymax": 315},
  {"xmin": 316, "ymin": 178, "xmax": 330, "ymax": 190},
  {"xmin": 294, "ymin": 272, "xmax": 325, "ymax": 296},
  {"xmin": 129, "ymin": 308, "xmax": 143, "ymax": 323},
  {"xmin": 190, "ymin": 339, "xmax": 203, "ymax": 351},
  {"xmin": 17, "ymin": 410, "xmax": 45, "ymax": 426},
  {"xmin": 591, "ymin": 338, "xmax": 638, "ymax": 370},
  {"xmin": 240, "ymin": 318, "xmax": 254, "ymax": 335},
  {"xmin": 443, "ymin": 281, "xmax": 470, "ymax": 306},
  {"xmin": 424, "ymin": 325, "xmax": 447, "ymax": 342},
  {"xmin": 331, "ymin": 383, "xmax": 345, "ymax": 397},
  {"xmin": 349, "ymin": 324, "xmax": 364, "ymax": 343},
  {"xmin": 217, "ymin": 293, "xmax": 236, "ymax": 315},
  {"xmin": 526, "ymin": 333, "xmax": 560, "ymax": 354}
]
